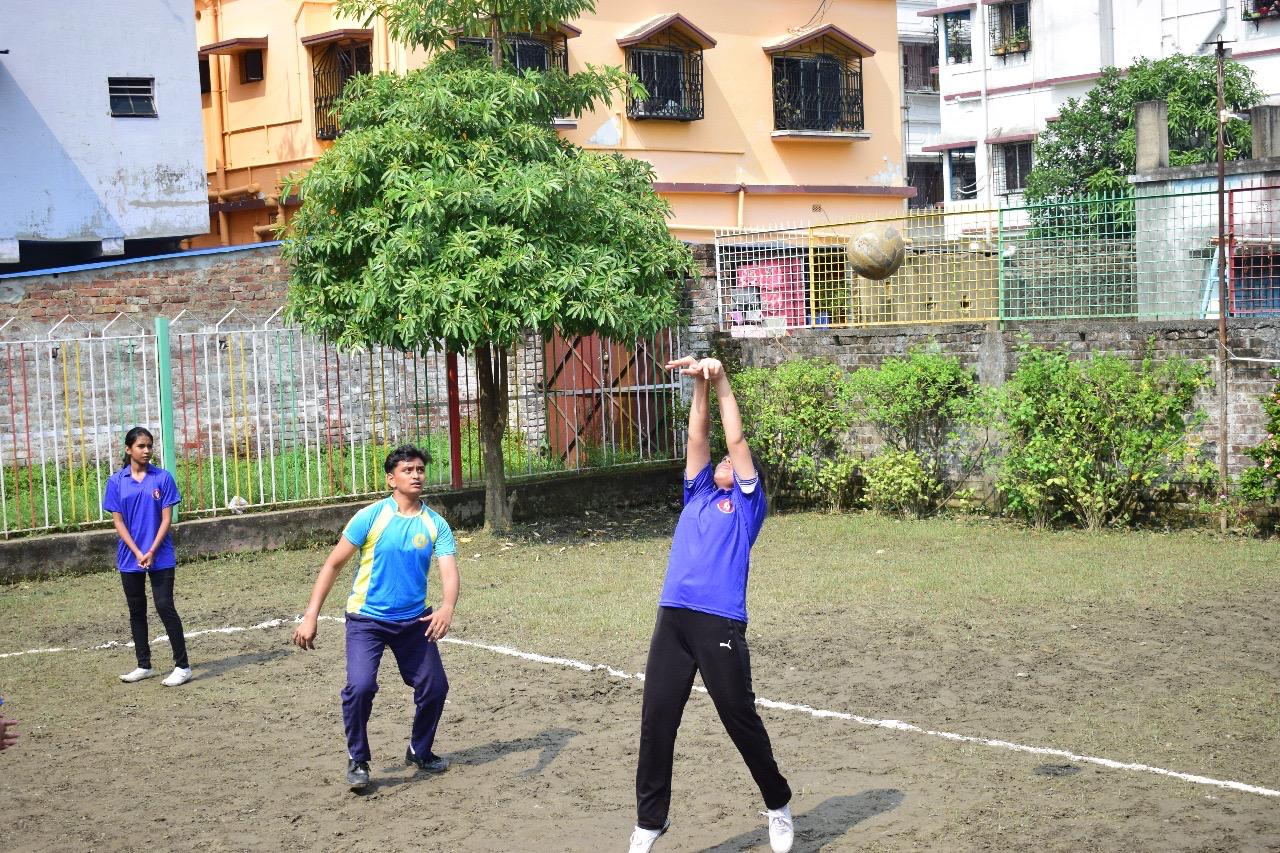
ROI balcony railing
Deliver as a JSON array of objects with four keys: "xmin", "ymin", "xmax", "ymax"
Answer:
[{"xmin": 1243, "ymin": 0, "xmax": 1280, "ymax": 22}]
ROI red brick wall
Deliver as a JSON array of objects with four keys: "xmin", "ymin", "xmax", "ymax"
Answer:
[{"xmin": 0, "ymin": 245, "xmax": 289, "ymax": 326}]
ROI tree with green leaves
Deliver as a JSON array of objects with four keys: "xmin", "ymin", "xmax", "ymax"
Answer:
[
  {"xmin": 283, "ymin": 0, "xmax": 696, "ymax": 531},
  {"xmin": 1026, "ymin": 54, "xmax": 1262, "ymax": 201}
]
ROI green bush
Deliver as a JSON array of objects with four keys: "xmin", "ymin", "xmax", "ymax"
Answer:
[
  {"xmin": 997, "ymin": 342, "xmax": 1212, "ymax": 529},
  {"xmin": 849, "ymin": 348, "xmax": 994, "ymax": 516},
  {"xmin": 861, "ymin": 449, "xmax": 937, "ymax": 518},
  {"xmin": 733, "ymin": 358, "xmax": 859, "ymax": 509},
  {"xmin": 1240, "ymin": 369, "xmax": 1280, "ymax": 503}
]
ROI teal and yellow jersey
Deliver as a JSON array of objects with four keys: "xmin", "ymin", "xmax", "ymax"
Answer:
[{"xmin": 341, "ymin": 497, "xmax": 457, "ymax": 622}]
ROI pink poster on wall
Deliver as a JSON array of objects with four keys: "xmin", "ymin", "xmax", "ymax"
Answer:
[{"xmin": 737, "ymin": 257, "xmax": 805, "ymax": 328}]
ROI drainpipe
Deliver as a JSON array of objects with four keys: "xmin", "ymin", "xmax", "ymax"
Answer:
[
  {"xmin": 208, "ymin": 0, "xmax": 232, "ymax": 245},
  {"xmin": 1199, "ymin": 0, "xmax": 1229, "ymax": 54},
  {"xmin": 1099, "ymin": 0, "xmax": 1115, "ymax": 67}
]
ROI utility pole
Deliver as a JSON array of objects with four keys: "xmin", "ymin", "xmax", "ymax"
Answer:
[{"xmin": 1215, "ymin": 39, "xmax": 1230, "ymax": 533}]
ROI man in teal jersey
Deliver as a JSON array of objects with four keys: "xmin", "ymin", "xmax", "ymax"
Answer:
[{"xmin": 292, "ymin": 445, "xmax": 460, "ymax": 791}]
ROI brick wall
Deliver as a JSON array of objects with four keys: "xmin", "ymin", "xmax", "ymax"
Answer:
[{"xmin": 0, "ymin": 245, "xmax": 288, "ymax": 326}]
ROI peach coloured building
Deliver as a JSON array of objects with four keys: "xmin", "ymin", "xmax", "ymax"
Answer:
[{"xmin": 193, "ymin": 0, "xmax": 910, "ymax": 248}]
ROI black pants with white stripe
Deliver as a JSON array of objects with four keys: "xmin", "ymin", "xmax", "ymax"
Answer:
[{"xmin": 635, "ymin": 605, "xmax": 791, "ymax": 830}]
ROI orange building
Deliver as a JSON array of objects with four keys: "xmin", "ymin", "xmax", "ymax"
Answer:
[{"xmin": 192, "ymin": 0, "xmax": 909, "ymax": 248}]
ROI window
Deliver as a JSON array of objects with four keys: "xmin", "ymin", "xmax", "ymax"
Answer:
[
  {"xmin": 240, "ymin": 48, "xmax": 264, "ymax": 84},
  {"xmin": 993, "ymin": 141, "xmax": 1033, "ymax": 194},
  {"xmin": 942, "ymin": 11, "xmax": 972, "ymax": 65},
  {"xmin": 312, "ymin": 40, "xmax": 371, "ymax": 140},
  {"xmin": 456, "ymin": 34, "xmax": 568, "ymax": 74},
  {"xmin": 989, "ymin": 0, "xmax": 1031, "ymax": 58},
  {"xmin": 948, "ymin": 147, "xmax": 977, "ymax": 200},
  {"xmin": 1243, "ymin": 0, "xmax": 1280, "ymax": 23},
  {"xmin": 198, "ymin": 58, "xmax": 211, "ymax": 94},
  {"xmin": 908, "ymin": 160, "xmax": 943, "ymax": 208},
  {"xmin": 625, "ymin": 26, "xmax": 705, "ymax": 121},
  {"xmin": 772, "ymin": 38, "xmax": 864, "ymax": 133},
  {"xmin": 108, "ymin": 77, "xmax": 157, "ymax": 117},
  {"xmin": 902, "ymin": 42, "xmax": 939, "ymax": 92}
]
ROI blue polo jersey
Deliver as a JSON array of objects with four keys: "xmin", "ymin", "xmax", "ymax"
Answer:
[
  {"xmin": 341, "ymin": 497, "xmax": 457, "ymax": 622},
  {"xmin": 659, "ymin": 462, "xmax": 767, "ymax": 623},
  {"xmin": 102, "ymin": 465, "xmax": 181, "ymax": 572}
]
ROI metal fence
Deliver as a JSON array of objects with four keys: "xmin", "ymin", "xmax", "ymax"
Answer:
[
  {"xmin": 715, "ymin": 184, "xmax": 1280, "ymax": 330},
  {"xmin": 0, "ymin": 311, "xmax": 682, "ymax": 537}
]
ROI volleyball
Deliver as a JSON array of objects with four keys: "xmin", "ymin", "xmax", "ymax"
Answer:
[{"xmin": 848, "ymin": 224, "xmax": 906, "ymax": 280}]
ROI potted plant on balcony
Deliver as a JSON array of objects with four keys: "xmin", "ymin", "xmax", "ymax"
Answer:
[{"xmin": 1003, "ymin": 27, "xmax": 1030, "ymax": 55}]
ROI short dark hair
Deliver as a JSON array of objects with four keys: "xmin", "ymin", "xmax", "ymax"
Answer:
[{"xmin": 384, "ymin": 444, "xmax": 430, "ymax": 473}]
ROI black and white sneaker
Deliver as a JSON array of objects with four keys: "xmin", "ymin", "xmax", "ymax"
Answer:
[
  {"xmin": 346, "ymin": 759, "xmax": 371, "ymax": 790},
  {"xmin": 405, "ymin": 746, "xmax": 449, "ymax": 773}
]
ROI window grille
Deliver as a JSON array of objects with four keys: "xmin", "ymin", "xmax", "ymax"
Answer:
[
  {"xmin": 456, "ymin": 34, "xmax": 569, "ymax": 74},
  {"xmin": 108, "ymin": 77, "xmax": 157, "ymax": 117},
  {"xmin": 625, "ymin": 28, "xmax": 704, "ymax": 121},
  {"xmin": 313, "ymin": 40, "xmax": 371, "ymax": 140},
  {"xmin": 772, "ymin": 36, "xmax": 864, "ymax": 133},
  {"xmin": 988, "ymin": 0, "xmax": 1031, "ymax": 59},
  {"xmin": 1243, "ymin": 0, "xmax": 1280, "ymax": 23},
  {"xmin": 942, "ymin": 11, "xmax": 972, "ymax": 65},
  {"xmin": 908, "ymin": 161, "xmax": 944, "ymax": 208},
  {"xmin": 902, "ymin": 42, "xmax": 939, "ymax": 92},
  {"xmin": 993, "ymin": 141, "xmax": 1033, "ymax": 195},
  {"xmin": 948, "ymin": 147, "xmax": 977, "ymax": 200}
]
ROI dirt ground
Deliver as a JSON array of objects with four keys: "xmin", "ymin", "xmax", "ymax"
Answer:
[{"xmin": 2, "ymin": 509, "xmax": 1278, "ymax": 852}]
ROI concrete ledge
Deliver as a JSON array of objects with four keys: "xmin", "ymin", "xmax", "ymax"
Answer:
[{"xmin": 0, "ymin": 463, "xmax": 681, "ymax": 583}]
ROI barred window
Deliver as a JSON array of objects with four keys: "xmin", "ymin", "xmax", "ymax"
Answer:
[
  {"xmin": 312, "ymin": 40, "xmax": 371, "ymax": 140},
  {"xmin": 942, "ymin": 11, "xmax": 972, "ymax": 65},
  {"xmin": 457, "ymin": 34, "xmax": 568, "ymax": 74},
  {"xmin": 989, "ymin": 0, "xmax": 1031, "ymax": 58},
  {"xmin": 772, "ymin": 37, "xmax": 864, "ymax": 133},
  {"xmin": 948, "ymin": 147, "xmax": 977, "ymax": 201},
  {"xmin": 625, "ymin": 26, "xmax": 706, "ymax": 122},
  {"xmin": 993, "ymin": 141, "xmax": 1034, "ymax": 194},
  {"xmin": 903, "ymin": 42, "xmax": 939, "ymax": 92},
  {"xmin": 109, "ymin": 77, "xmax": 157, "ymax": 117}
]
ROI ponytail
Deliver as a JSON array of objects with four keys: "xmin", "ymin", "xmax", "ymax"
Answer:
[{"xmin": 122, "ymin": 426, "xmax": 154, "ymax": 468}]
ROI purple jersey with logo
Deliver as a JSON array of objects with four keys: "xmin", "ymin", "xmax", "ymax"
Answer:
[
  {"xmin": 102, "ymin": 465, "xmax": 181, "ymax": 572},
  {"xmin": 658, "ymin": 462, "xmax": 767, "ymax": 623}
]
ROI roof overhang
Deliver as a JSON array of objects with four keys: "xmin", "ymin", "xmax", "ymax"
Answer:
[
  {"xmin": 199, "ymin": 37, "xmax": 268, "ymax": 57},
  {"xmin": 300, "ymin": 28, "xmax": 374, "ymax": 47},
  {"xmin": 762, "ymin": 24, "xmax": 874, "ymax": 58},
  {"xmin": 617, "ymin": 13, "xmax": 717, "ymax": 49},
  {"xmin": 916, "ymin": 2, "xmax": 977, "ymax": 17},
  {"xmin": 920, "ymin": 139, "xmax": 977, "ymax": 152},
  {"xmin": 985, "ymin": 131, "xmax": 1038, "ymax": 145}
]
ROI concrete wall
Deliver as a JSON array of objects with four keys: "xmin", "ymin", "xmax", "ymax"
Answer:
[
  {"xmin": 0, "ymin": 462, "xmax": 680, "ymax": 581},
  {"xmin": 0, "ymin": 0, "xmax": 208, "ymax": 262}
]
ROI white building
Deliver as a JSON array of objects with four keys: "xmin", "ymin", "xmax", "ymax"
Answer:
[
  {"xmin": 921, "ymin": 0, "xmax": 1280, "ymax": 209},
  {"xmin": 0, "ymin": 1, "xmax": 208, "ymax": 271},
  {"xmin": 899, "ymin": 0, "xmax": 944, "ymax": 208}
]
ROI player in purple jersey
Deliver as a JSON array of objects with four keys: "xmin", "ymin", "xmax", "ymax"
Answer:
[
  {"xmin": 102, "ymin": 426, "xmax": 190, "ymax": 687},
  {"xmin": 629, "ymin": 356, "xmax": 793, "ymax": 853}
]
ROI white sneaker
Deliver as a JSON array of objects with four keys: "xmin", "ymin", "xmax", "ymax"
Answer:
[
  {"xmin": 764, "ymin": 804, "xmax": 794, "ymax": 853},
  {"xmin": 162, "ymin": 667, "xmax": 192, "ymax": 687},
  {"xmin": 120, "ymin": 667, "xmax": 157, "ymax": 683},
  {"xmin": 627, "ymin": 820, "xmax": 669, "ymax": 853}
]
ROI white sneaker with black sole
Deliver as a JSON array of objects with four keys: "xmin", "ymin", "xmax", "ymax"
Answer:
[
  {"xmin": 162, "ymin": 667, "xmax": 192, "ymax": 686},
  {"xmin": 120, "ymin": 667, "xmax": 157, "ymax": 683},
  {"xmin": 764, "ymin": 804, "xmax": 794, "ymax": 853},
  {"xmin": 627, "ymin": 819, "xmax": 669, "ymax": 853}
]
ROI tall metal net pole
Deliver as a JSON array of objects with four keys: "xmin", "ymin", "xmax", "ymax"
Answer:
[{"xmin": 1215, "ymin": 39, "xmax": 1230, "ymax": 531}]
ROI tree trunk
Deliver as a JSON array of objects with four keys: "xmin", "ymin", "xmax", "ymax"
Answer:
[
  {"xmin": 490, "ymin": 14, "xmax": 503, "ymax": 71},
  {"xmin": 476, "ymin": 343, "xmax": 512, "ymax": 532}
]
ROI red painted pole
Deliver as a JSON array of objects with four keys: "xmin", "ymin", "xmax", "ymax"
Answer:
[{"xmin": 446, "ymin": 350, "xmax": 463, "ymax": 489}]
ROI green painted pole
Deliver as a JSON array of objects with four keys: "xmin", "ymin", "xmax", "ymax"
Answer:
[{"xmin": 155, "ymin": 316, "xmax": 179, "ymax": 523}]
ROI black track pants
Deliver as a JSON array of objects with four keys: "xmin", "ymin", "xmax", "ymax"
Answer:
[
  {"xmin": 120, "ymin": 568, "xmax": 189, "ymax": 670},
  {"xmin": 635, "ymin": 606, "xmax": 791, "ymax": 830}
]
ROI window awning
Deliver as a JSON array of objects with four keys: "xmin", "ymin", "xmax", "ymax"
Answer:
[
  {"xmin": 921, "ymin": 139, "xmax": 977, "ymax": 152},
  {"xmin": 198, "ymin": 37, "xmax": 267, "ymax": 57},
  {"xmin": 617, "ymin": 13, "xmax": 717, "ymax": 49},
  {"xmin": 985, "ymin": 131, "xmax": 1037, "ymax": 145},
  {"xmin": 300, "ymin": 28, "xmax": 374, "ymax": 47},
  {"xmin": 916, "ymin": 2, "xmax": 977, "ymax": 17},
  {"xmin": 762, "ymin": 24, "xmax": 874, "ymax": 58}
]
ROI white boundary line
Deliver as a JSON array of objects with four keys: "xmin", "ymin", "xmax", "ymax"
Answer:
[{"xmin": 2, "ymin": 615, "xmax": 1278, "ymax": 800}]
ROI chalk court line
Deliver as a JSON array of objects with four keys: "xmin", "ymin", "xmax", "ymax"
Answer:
[{"xmin": 2, "ymin": 614, "xmax": 1277, "ymax": 800}]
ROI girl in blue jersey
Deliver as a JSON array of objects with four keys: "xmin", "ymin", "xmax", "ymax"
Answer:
[
  {"xmin": 102, "ymin": 426, "xmax": 190, "ymax": 687},
  {"xmin": 630, "ymin": 357, "xmax": 793, "ymax": 853},
  {"xmin": 292, "ymin": 445, "xmax": 459, "ymax": 792}
]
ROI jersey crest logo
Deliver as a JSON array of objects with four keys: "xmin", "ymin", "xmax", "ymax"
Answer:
[
  {"xmin": 716, "ymin": 497, "xmax": 734, "ymax": 514},
  {"xmin": 413, "ymin": 532, "xmax": 428, "ymax": 549},
  {"xmin": 152, "ymin": 488, "xmax": 161, "ymax": 500}
]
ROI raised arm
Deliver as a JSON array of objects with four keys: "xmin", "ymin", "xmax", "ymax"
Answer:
[
  {"xmin": 710, "ymin": 364, "xmax": 755, "ymax": 481},
  {"xmin": 667, "ymin": 355, "xmax": 711, "ymax": 479}
]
